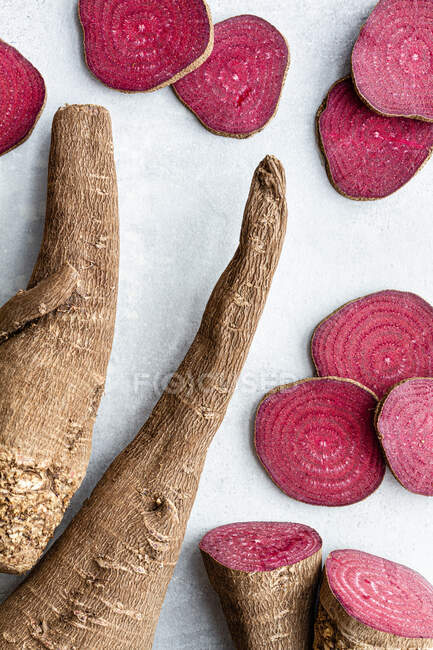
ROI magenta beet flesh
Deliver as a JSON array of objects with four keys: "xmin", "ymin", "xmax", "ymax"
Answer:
[
  {"xmin": 0, "ymin": 41, "xmax": 45, "ymax": 156},
  {"xmin": 312, "ymin": 290, "xmax": 433, "ymax": 399},
  {"xmin": 326, "ymin": 549, "xmax": 433, "ymax": 638},
  {"xmin": 352, "ymin": 0, "xmax": 433, "ymax": 121},
  {"xmin": 173, "ymin": 15, "xmax": 289, "ymax": 137},
  {"xmin": 200, "ymin": 522, "xmax": 322, "ymax": 572},
  {"xmin": 79, "ymin": 0, "xmax": 213, "ymax": 92},
  {"xmin": 376, "ymin": 378, "xmax": 433, "ymax": 495},
  {"xmin": 318, "ymin": 78, "xmax": 433, "ymax": 199},
  {"xmin": 254, "ymin": 378, "xmax": 384, "ymax": 507}
]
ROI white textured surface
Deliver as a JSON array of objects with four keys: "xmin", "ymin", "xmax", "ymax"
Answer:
[{"xmin": 0, "ymin": 0, "xmax": 433, "ymax": 647}]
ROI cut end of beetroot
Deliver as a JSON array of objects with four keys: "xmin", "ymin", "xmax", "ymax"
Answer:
[
  {"xmin": 254, "ymin": 378, "xmax": 384, "ymax": 507},
  {"xmin": 79, "ymin": 0, "xmax": 213, "ymax": 92},
  {"xmin": 352, "ymin": 0, "xmax": 433, "ymax": 122},
  {"xmin": 0, "ymin": 40, "xmax": 45, "ymax": 156},
  {"xmin": 200, "ymin": 522, "xmax": 322, "ymax": 573},
  {"xmin": 326, "ymin": 549, "xmax": 433, "ymax": 638},
  {"xmin": 312, "ymin": 290, "xmax": 433, "ymax": 400},
  {"xmin": 376, "ymin": 378, "xmax": 433, "ymax": 495},
  {"xmin": 317, "ymin": 77, "xmax": 433, "ymax": 199},
  {"xmin": 173, "ymin": 15, "xmax": 289, "ymax": 138}
]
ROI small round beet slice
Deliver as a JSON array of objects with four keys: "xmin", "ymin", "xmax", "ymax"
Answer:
[
  {"xmin": 317, "ymin": 77, "xmax": 433, "ymax": 200},
  {"xmin": 254, "ymin": 378, "xmax": 384, "ymax": 507},
  {"xmin": 316, "ymin": 549, "xmax": 433, "ymax": 645},
  {"xmin": 376, "ymin": 378, "xmax": 433, "ymax": 495},
  {"xmin": 0, "ymin": 40, "xmax": 45, "ymax": 156},
  {"xmin": 352, "ymin": 0, "xmax": 433, "ymax": 122},
  {"xmin": 173, "ymin": 15, "xmax": 289, "ymax": 138},
  {"xmin": 312, "ymin": 290, "xmax": 433, "ymax": 400},
  {"xmin": 78, "ymin": 0, "xmax": 213, "ymax": 92}
]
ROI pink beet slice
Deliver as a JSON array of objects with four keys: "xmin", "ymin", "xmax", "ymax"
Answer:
[
  {"xmin": 173, "ymin": 15, "xmax": 289, "ymax": 138},
  {"xmin": 199, "ymin": 522, "xmax": 322, "ymax": 572},
  {"xmin": 317, "ymin": 77, "xmax": 433, "ymax": 199},
  {"xmin": 254, "ymin": 378, "xmax": 384, "ymax": 507},
  {"xmin": 78, "ymin": 0, "xmax": 213, "ymax": 92},
  {"xmin": 325, "ymin": 549, "xmax": 433, "ymax": 638},
  {"xmin": 352, "ymin": 0, "xmax": 433, "ymax": 122},
  {"xmin": 312, "ymin": 290, "xmax": 433, "ymax": 400},
  {"xmin": 0, "ymin": 40, "xmax": 45, "ymax": 156},
  {"xmin": 376, "ymin": 378, "xmax": 433, "ymax": 495}
]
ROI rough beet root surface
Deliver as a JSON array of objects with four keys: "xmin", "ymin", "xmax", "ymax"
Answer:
[
  {"xmin": 78, "ymin": 0, "xmax": 213, "ymax": 92},
  {"xmin": 312, "ymin": 290, "xmax": 433, "ymax": 400},
  {"xmin": 173, "ymin": 15, "xmax": 289, "ymax": 138},
  {"xmin": 376, "ymin": 378, "xmax": 433, "ymax": 495},
  {"xmin": 254, "ymin": 378, "xmax": 384, "ymax": 507},
  {"xmin": 317, "ymin": 77, "xmax": 433, "ymax": 199},
  {"xmin": 326, "ymin": 549, "xmax": 433, "ymax": 638},
  {"xmin": 352, "ymin": 0, "xmax": 433, "ymax": 122},
  {"xmin": 200, "ymin": 522, "xmax": 322, "ymax": 572},
  {"xmin": 0, "ymin": 40, "xmax": 45, "ymax": 156}
]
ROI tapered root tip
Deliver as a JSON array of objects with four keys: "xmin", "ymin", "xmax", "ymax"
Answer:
[{"xmin": 256, "ymin": 155, "xmax": 286, "ymax": 200}]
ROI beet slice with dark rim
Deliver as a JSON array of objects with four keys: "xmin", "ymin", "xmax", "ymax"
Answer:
[
  {"xmin": 352, "ymin": 0, "xmax": 433, "ymax": 122},
  {"xmin": 78, "ymin": 0, "xmax": 213, "ymax": 92},
  {"xmin": 199, "ymin": 522, "xmax": 322, "ymax": 572},
  {"xmin": 0, "ymin": 40, "xmax": 45, "ymax": 157},
  {"xmin": 325, "ymin": 549, "xmax": 433, "ymax": 639},
  {"xmin": 317, "ymin": 77, "xmax": 433, "ymax": 200},
  {"xmin": 254, "ymin": 378, "xmax": 384, "ymax": 507},
  {"xmin": 376, "ymin": 378, "xmax": 433, "ymax": 495},
  {"xmin": 312, "ymin": 290, "xmax": 433, "ymax": 400},
  {"xmin": 173, "ymin": 15, "xmax": 289, "ymax": 138}
]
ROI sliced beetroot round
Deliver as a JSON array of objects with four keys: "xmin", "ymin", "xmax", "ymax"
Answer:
[
  {"xmin": 199, "ymin": 522, "xmax": 322, "ymax": 572},
  {"xmin": 312, "ymin": 290, "xmax": 433, "ymax": 400},
  {"xmin": 0, "ymin": 40, "xmax": 45, "ymax": 156},
  {"xmin": 254, "ymin": 378, "xmax": 384, "ymax": 507},
  {"xmin": 317, "ymin": 77, "xmax": 433, "ymax": 200},
  {"xmin": 173, "ymin": 15, "xmax": 289, "ymax": 138},
  {"xmin": 352, "ymin": 0, "xmax": 433, "ymax": 122},
  {"xmin": 376, "ymin": 378, "xmax": 433, "ymax": 495},
  {"xmin": 325, "ymin": 549, "xmax": 433, "ymax": 639},
  {"xmin": 78, "ymin": 0, "xmax": 213, "ymax": 92}
]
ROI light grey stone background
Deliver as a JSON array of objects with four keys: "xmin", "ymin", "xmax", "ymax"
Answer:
[{"xmin": 0, "ymin": 0, "xmax": 432, "ymax": 647}]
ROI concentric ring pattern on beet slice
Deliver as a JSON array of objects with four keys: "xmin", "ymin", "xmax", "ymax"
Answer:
[
  {"xmin": 312, "ymin": 290, "xmax": 433, "ymax": 400},
  {"xmin": 352, "ymin": 0, "xmax": 433, "ymax": 121},
  {"xmin": 317, "ymin": 77, "xmax": 433, "ymax": 199},
  {"xmin": 326, "ymin": 549, "xmax": 433, "ymax": 638},
  {"xmin": 78, "ymin": 0, "xmax": 213, "ymax": 92},
  {"xmin": 376, "ymin": 378, "xmax": 433, "ymax": 495},
  {"xmin": 200, "ymin": 522, "xmax": 322, "ymax": 572},
  {"xmin": 0, "ymin": 40, "xmax": 45, "ymax": 156},
  {"xmin": 173, "ymin": 15, "xmax": 289, "ymax": 138},
  {"xmin": 254, "ymin": 378, "xmax": 384, "ymax": 507}
]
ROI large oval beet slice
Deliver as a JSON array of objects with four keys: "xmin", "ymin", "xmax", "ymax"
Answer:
[
  {"xmin": 317, "ymin": 77, "xmax": 433, "ymax": 200},
  {"xmin": 376, "ymin": 378, "xmax": 433, "ymax": 495},
  {"xmin": 312, "ymin": 290, "xmax": 433, "ymax": 399},
  {"xmin": 254, "ymin": 378, "xmax": 384, "ymax": 507},
  {"xmin": 0, "ymin": 40, "xmax": 45, "ymax": 157},
  {"xmin": 173, "ymin": 15, "xmax": 289, "ymax": 138},
  {"xmin": 323, "ymin": 549, "xmax": 433, "ymax": 640},
  {"xmin": 352, "ymin": 0, "xmax": 433, "ymax": 122},
  {"xmin": 78, "ymin": 0, "xmax": 213, "ymax": 92}
]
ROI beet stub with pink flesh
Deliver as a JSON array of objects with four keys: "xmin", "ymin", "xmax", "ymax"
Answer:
[
  {"xmin": 201, "ymin": 522, "xmax": 323, "ymax": 650},
  {"xmin": 0, "ymin": 40, "xmax": 45, "ymax": 156},
  {"xmin": 173, "ymin": 15, "xmax": 289, "ymax": 138},
  {"xmin": 312, "ymin": 290, "xmax": 433, "ymax": 400},
  {"xmin": 78, "ymin": 0, "xmax": 213, "ymax": 92},
  {"xmin": 376, "ymin": 378, "xmax": 433, "ymax": 495},
  {"xmin": 317, "ymin": 77, "xmax": 433, "ymax": 199},
  {"xmin": 314, "ymin": 549, "xmax": 433, "ymax": 648},
  {"xmin": 254, "ymin": 378, "xmax": 385, "ymax": 507},
  {"xmin": 352, "ymin": 0, "xmax": 433, "ymax": 122}
]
